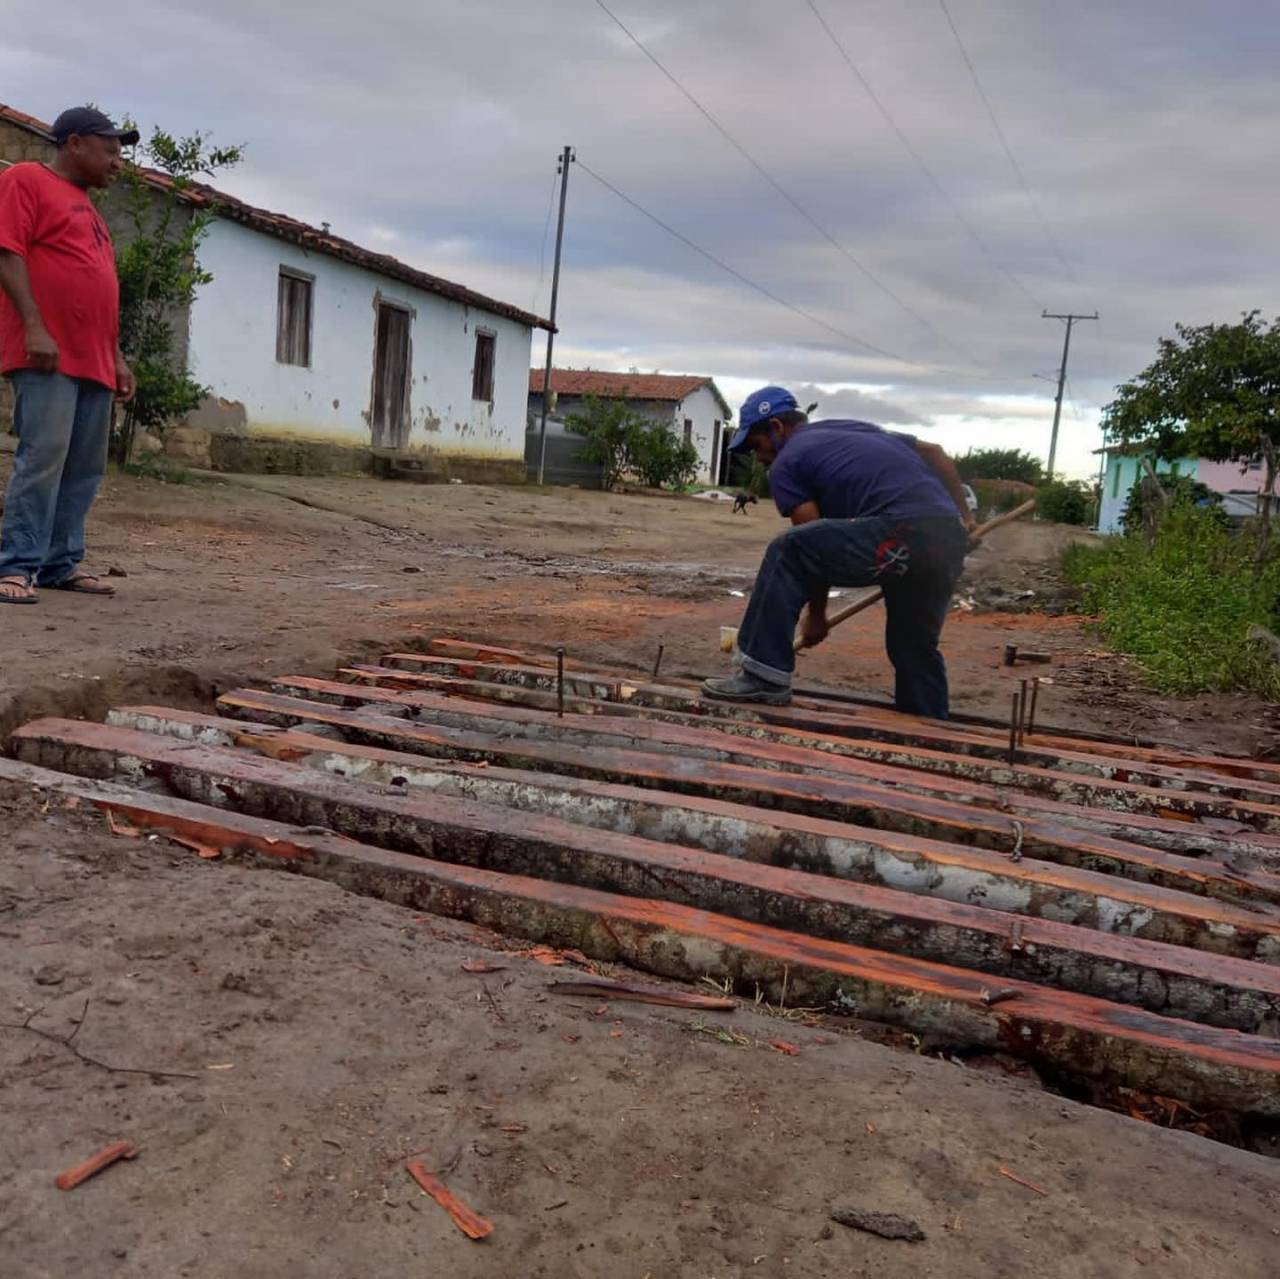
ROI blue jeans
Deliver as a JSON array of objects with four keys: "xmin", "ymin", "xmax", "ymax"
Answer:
[
  {"xmin": 0, "ymin": 371, "xmax": 113, "ymax": 586},
  {"xmin": 736, "ymin": 515, "xmax": 968, "ymax": 718}
]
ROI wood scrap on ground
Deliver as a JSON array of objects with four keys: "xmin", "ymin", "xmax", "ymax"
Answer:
[
  {"xmin": 404, "ymin": 1160, "xmax": 493, "ymax": 1240},
  {"xmin": 548, "ymin": 977, "xmax": 734, "ymax": 1010},
  {"xmin": 55, "ymin": 1140, "xmax": 139, "ymax": 1190}
]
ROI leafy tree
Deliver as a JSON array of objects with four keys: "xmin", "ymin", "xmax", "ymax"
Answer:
[
  {"xmin": 112, "ymin": 124, "xmax": 243, "ymax": 462},
  {"xmin": 1103, "ymin": 311, "xmax": 1280, "ymax": 559},
  {"xmin": 564, "ymin": 395, "xmax": 701, "ymax": 491},
  {"xmin": 564, "ymin": 395, "xmax": 647, "ymax": 490},
  {"xmin": 956, "ymin": 447, "xmax": 1044, "ymax": 485},
  {"xmin": 628, "ymin": 425, "xmax": 699, "ymax": 490}
]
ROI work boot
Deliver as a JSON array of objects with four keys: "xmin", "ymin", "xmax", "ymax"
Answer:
[{"xmin": 700, "ymin": 671, "xmax": 792, "ymax": 706}]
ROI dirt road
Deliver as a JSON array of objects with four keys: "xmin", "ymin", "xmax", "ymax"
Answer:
[
  {"xmin": 1, "ymin": 468, "xmax": 1274, "ymax": 753},
  {"xmin": 3, "ymin": 468, "xmax": 1278, "ymax": 1277}
]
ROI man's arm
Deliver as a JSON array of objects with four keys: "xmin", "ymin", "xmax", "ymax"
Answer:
[
  {"xmin": 0, "ymin": 250, "xmax": 58, "ymax": 371},
  {"xmin": 115, "ymin": 344, "xmax": 135, "ymax": 401},
  {"xmin": 915, "ymin": 440, "xmax": 975, "ymax": 529},
  {"xmin": 787, "ymin": 500, "xmax": 830, "ymax": 648}
]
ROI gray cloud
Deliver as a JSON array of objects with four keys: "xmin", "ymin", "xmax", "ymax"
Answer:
[{"xmin": 6, "ymin": 0, "xmax": 1277, "ymax": 477}]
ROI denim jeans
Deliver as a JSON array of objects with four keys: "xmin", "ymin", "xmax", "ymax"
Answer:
[
  {"xmin": 736, "ymin": 515, "xmax": 968, "ymax": 718},
  {"xmin": 0, "ymin": 371, "xmax": 113, "ymax": 586}
]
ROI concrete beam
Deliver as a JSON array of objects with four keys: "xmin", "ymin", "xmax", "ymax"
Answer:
[
  {"xmin": 2, "ymin": 754, "xmax": 1277, "ymax": 1117},
  {"xmin": 112, "ymin": 703, "xmax": 1280, "ymax": 962}
]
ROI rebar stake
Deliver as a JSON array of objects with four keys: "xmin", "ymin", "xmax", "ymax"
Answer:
[
  {"xmin": 556, "ymin": 648, "xmax": 565, "ymax": 717},
  {"xmin": 1018, "ymin": 679, "xmax": 1029, "ymax": 745},
  {"xmin": 652, "ymin": 643, "xmax": 665, "ymax": 679},
  {"xmin": 1027, "ymin": 677, "xmax": 1040, "ymax": 738},
  {"xmin": 1008, "ymin": 692, "xmax": 1019, "ymax": 765}
]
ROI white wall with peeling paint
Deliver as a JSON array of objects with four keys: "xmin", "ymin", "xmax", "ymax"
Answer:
[{"xmin": 187, "ymin": 219, "xmax": 535, "ymax": 459}]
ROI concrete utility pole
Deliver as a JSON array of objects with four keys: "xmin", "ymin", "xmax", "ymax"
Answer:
[
  {"xmin": 536, "ymin": 145, "xmax": 575, "ymax": 486},
  {"xmin": 1042, "ymin": 310, "xmax": 1097, "ymax": 478}
]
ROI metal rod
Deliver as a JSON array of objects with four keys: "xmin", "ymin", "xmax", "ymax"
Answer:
[
  {"xmin": 1008, "ymin": 693, "xmax": 1019, "ymax": 765},
  {"xmin": 536, "ymin": 146, "xmax": 574, "ymax": 487},
  {"xmin": 556, "ymin": 648, "xmax": 565, "ymax": 717},
  {"xmin": 1027, "ymin": 677, "xmax": 1040, "ymax": 739},
  {"xmin": 1019, "ymin": 679, "xmax": 1029, "ymax": 745},
  {"xmin": 652, "ymin": 643, "xmax": 665, "ymax": 679}
]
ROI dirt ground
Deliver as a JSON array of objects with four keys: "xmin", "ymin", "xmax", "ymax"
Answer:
[{"xmin": 3, "ymin": 465, "xmax": 1279, "ymax": 1277}]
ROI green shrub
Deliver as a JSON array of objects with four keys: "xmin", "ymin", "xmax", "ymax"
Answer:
[
  {"xmin": 1119, "ymin": 472, "xmax": 1224, "ymax": 536},
  {"xmin": 1064, "ymin": 505, "xmax": 1280, "ymax": 696},
  {"xmin": 564, "ymin": 394, "xmax": 701, "ymax": 491},
  {"xmin": 629, "ymin": 425, "xmax": 700, "ymax": 490},
  {"xmin": 1037, "ymin": 479, "xmax": 1093, "ymax": 525}
]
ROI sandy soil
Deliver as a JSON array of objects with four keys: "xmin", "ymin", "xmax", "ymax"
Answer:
[{"xmin": 2, "ymin": 466, "xmax": 1279, "ymax": 1277}]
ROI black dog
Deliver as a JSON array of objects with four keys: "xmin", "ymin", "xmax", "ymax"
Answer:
[{"xmin": 732, "ymin": 492, "xmax": 757, "ymax": 515}]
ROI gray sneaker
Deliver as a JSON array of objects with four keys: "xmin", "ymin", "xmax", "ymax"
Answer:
[{"xmin": 700, "ymin": 671, "xmax": 793, "ymax": 705}]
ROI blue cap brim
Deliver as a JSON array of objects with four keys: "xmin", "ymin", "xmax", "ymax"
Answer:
[{"xmin": 726, "ymin": 424, "xmax": 753, "ymax": 454}]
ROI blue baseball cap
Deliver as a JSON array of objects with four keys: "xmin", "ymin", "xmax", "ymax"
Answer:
[{"xmin": 727, "ymin": 385, "xmax": 798, "ymax": 453}]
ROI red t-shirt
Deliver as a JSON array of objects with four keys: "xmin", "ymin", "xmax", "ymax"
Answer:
[{"xmin": 0, "ymin": 162, "xmax": 119, "ymax": 389}]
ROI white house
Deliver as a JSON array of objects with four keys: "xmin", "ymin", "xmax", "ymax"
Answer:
[
  {"xmin": 176, "ymin": 183, "xmax": 551, "ymax": 480},
  {"xmin": 0, "ymin": 102, "xmax": 551, "ymax": 481},
  {"xmin": 527, "ymin": 368, "xmax": 733, "ymax": 487}
]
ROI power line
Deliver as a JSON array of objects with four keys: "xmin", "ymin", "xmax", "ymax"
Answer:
[
  {"xmin": 591, "ymin": 0, "xmax": 983, "ymax": 370},
  {"xmin": 936, "ymin": 0, "xmax": 1078, "ymax": 285},
  {"xmin": 576, "ymin": 158, "xmax": 923, "ymax": 367},
  {"xmin": 804, "ymin": 0, "xmax": 1043, "ymax": 311}
]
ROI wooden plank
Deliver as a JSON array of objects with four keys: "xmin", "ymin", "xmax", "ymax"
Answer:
[
  {"xmin": 12, "ymin": 717, "xmax": 1280, "ymax": 1033},
  {"xmin": 374, "ymin": 653, "xmax": 1280, "ymax": 787},
  {"xmin": 247, "ymin": 680, "xmax": 1280, "ymax": 898},
  {"xmin": 114, "ymin": 702, "xmax": 1280, "ymax": 961},
  {"xmin": 335, "ymin": 666, "xmax": 1280, "ymax": 826},
  {"xmin": 3, "ymin": 754, "xmax": 1278, "ymax": 1117}
]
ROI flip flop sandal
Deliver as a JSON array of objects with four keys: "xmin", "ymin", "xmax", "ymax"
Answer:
[
  {"xmin": 48, "ymin": 575, "xmax": 116, "ymax": 596},
  {"xmin": 0, "ymin": 578, "xmax": 37, "ymax": 605}
]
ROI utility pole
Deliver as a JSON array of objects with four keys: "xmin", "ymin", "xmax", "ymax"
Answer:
[
  {"xmin": 536, "ymin": 145, "xmax": 574, "ymax": 486},
  {"xmin": 1042, "ymin": 310, "xmax": 1097, "ymax": 478}
]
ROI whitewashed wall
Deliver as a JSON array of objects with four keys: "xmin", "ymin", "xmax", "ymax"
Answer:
[
  {"xmin": 187, "ymin": 219, "xmax": 534, "ymax": 458},
  {"xmin": 662, "ymin": 384, "xmax": 728, "ymax": 484}
]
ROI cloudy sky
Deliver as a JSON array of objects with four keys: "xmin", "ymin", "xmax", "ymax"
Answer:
[{"xmin": 4, "ymin": 0, "xmax": 1276, "ymax": 477}]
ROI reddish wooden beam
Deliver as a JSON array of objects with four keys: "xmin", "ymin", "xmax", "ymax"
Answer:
[
  {"xmin": 113, "ymin": 702, "xmax": 1280, "ymax": 961},
  {"xmin": 374, "ymin": 652, "xmax": 1280, "ymax": 787},
  {"xmin": 248, "ymin": 680, "xmax": 1280, "ymax": 897},
  {"xmin": 11, "ymin": 717, "xmax": 1280, "ymax": 1033},
  {"xmin": 2, "ymin": 755, "xmax": 1277, "ymax": 1117},
  {"xmin": 325, "ymin": 666, "xmax": 1280, "ymax": 827}
]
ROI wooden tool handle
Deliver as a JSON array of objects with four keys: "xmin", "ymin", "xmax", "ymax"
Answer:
[{"xmin": 793, "ymin": 498, "xmax": 1038, "ymax": 651}]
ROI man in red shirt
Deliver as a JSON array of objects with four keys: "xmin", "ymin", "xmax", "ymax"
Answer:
[{"xmin": 0, "ymin": 106, "xmax": 138, "ymax": 604}]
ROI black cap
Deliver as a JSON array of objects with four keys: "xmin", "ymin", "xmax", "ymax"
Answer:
[{"xmin": 50, "ymin": 106, "xmax": 140, "ymax": 147}]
